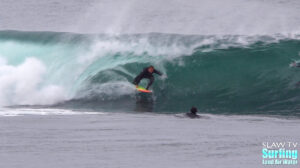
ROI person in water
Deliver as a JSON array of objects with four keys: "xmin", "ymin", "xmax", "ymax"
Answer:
[
  {"xmin": 133, "ymin": 65, "xmax": 162, "ymax": 90},
  {"xmin": 186, "ymin": 107, "xmax": 200, "ymax": 118}
]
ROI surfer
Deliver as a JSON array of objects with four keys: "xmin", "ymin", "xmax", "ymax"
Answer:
[
  {"xmin": 133, "ymin": 65, "xmax": 162, "ymax": 90},
  {"xmin": 290, "ymin": 61, "xmax": 300, "ymax": 86},
  {"xmin": 186, "ymin": 107, "xmax": 200, "ymax": 118}
]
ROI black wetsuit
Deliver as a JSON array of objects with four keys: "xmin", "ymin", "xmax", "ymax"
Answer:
[
  {"xmin": 133, "ymin": 67, "xmax": 162, "ymax": 90},
  {"xmin": 186, "ymin": 112, "xmax": 200, "ymax": 119}
]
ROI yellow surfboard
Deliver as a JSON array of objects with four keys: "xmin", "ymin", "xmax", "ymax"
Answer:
[{"xmin": 136, "ymin": 85, "xmax": 152, "ymax": 93}]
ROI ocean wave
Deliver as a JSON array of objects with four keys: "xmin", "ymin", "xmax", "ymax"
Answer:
[{"xmin": 1, "ymin": 31, "xmax": 300, "ymax": 115}]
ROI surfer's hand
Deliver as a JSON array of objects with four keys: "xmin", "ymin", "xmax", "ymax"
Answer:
[
  {"xmin": 290, "ymin": 62, "xmax": 297, "ymax": 67},
  {"xmin": 135, "ymin": 85, "xmax": 138, "ymax": 88},
  {"xmin": 161, "ymin": 74, "xmax": 167, "ymax": 80}
]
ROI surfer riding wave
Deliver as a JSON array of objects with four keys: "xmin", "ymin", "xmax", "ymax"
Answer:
[{"xmin": 133, "ymin": 66, "xmax": 162, "ymax": 90}]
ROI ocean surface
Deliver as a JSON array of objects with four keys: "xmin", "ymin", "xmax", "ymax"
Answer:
[
  {"xmin": 0, "ymin": 0, "xmax": 300, "ymax": 168},
  {"xmin": 0, "ymin": 111, "xmax": 298, "ymax": 168}
]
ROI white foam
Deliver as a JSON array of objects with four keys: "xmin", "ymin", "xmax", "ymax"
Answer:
[
  {"xmin": 0, "ymin": 108, "xmax": 100, "ymax": 117},
  {"xmin": 0, "ymin": 57, "xmax": 67, "ymax": 106}
]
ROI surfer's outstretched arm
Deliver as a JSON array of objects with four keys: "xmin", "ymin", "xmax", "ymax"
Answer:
[{"xmin": 154, "ymin": 69, "xmax": 162, "ymax": 76}]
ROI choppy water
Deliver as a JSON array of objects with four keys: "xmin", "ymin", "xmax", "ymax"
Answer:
[{"xmin": 0, "ymin": 111, "xmax": 299, "ymax": 168}]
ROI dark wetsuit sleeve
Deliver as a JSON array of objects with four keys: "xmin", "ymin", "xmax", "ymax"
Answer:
[{"xmin": 154, "ymin": 69, "xmax": 162, "ymax": 76}]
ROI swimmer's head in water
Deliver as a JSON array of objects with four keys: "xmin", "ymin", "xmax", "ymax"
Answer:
[{"xmin": 190, "ymin": 107, "xmax": 198, "ymax": 114}]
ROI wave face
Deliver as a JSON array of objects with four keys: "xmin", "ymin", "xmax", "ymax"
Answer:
[{"xmin": 1, "ymin": 31, "xmax": 300, "ymax": 116}]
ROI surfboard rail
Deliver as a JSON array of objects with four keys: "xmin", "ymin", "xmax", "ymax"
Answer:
[{"xmin": 136, "ymin": 85, "xmax": 152, "ymax": 93}]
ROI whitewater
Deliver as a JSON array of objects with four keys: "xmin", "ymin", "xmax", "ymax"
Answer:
[{"xmin": 0, "ymin": 0, "xmax": 300, "ymax": 168}]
